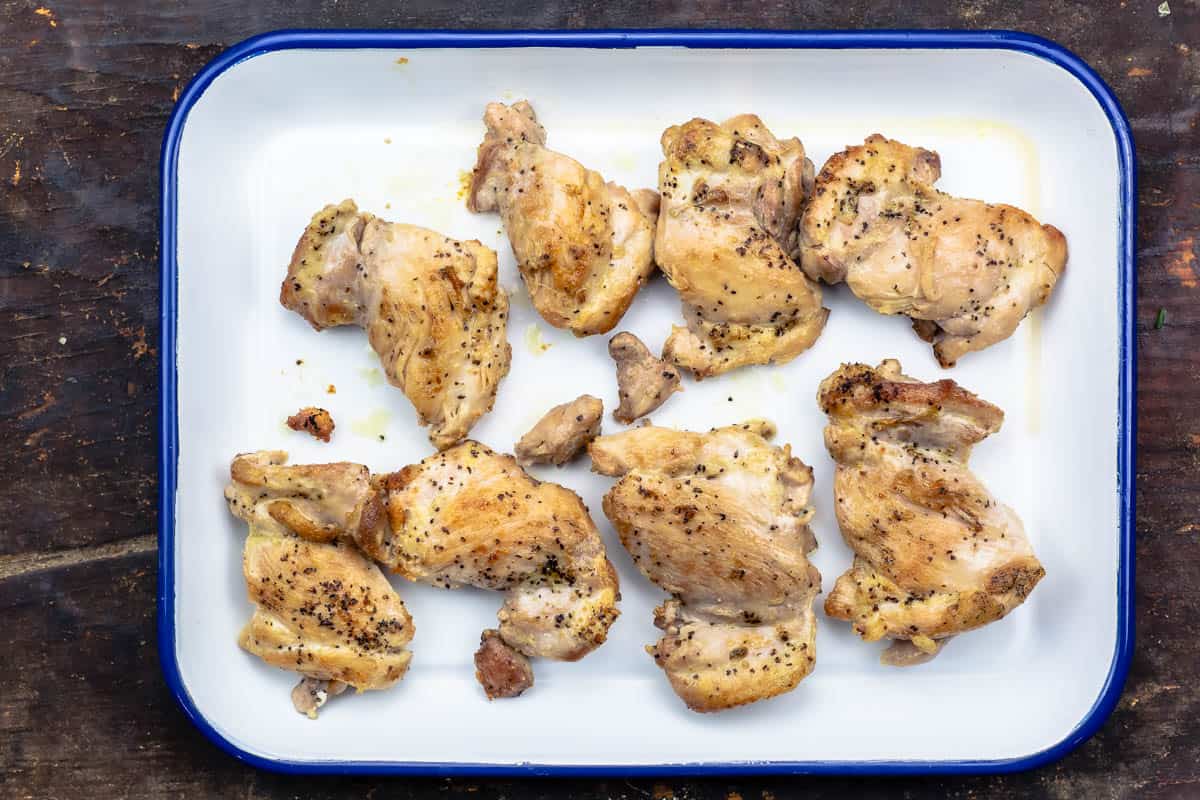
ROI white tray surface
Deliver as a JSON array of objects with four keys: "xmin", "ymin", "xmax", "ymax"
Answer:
[{"xmin": 173, "ymin": 45, "xmax": 1120, "ymax": 766}]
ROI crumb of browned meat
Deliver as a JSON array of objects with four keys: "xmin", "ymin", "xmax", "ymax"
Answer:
[{"xmin": 287, "ymin": 407, "xmax": 335, "ymax": 442}]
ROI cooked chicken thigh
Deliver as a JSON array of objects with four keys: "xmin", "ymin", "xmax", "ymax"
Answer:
[
  {"xmin": 818, "ymin": 361, "xmax": 1045, "ymax": 661},
  {"xmin": 468, "ymin": 101, "xmax": 659, "ymax": 336},
  {"xmin": 228, "ymin": 446, "xmax": 618, "ymax": 702},
  {"xmin": 655, "ymin": 116, "xmax": 829, "ymax": 378},
  {"xmin": 800, "ymin": 135, "xmax": 1067, "ymax": 367},
  {"xmin": 281, "ymin": 200, "xmax": 511, "ymax": 449},
  {"xmin": 356, "ymin": 441, "xmax": 620, "ymax": 691},
  {"xmin": 224, "ymin": 452, "xmax": 413, "ymax": 716},
  {"xmin": 239, "ymin": 535, "xmax": 412, "ymax": 707},
  {"xmin": 515, "ymin": 394, "xmax": 603, "ymax": 466},
  {"xmin": 609, "ymin": 332, "xmax": 682, "ymax": 423},
  {"xmin": 590, "ymin": 421, "xmax": 820, "ymax": 712}
]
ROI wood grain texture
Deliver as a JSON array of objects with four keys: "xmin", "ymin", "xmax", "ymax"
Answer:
[{"xmin": 0, "ymin": 0, "xmax": 1195, "ymax": 797}]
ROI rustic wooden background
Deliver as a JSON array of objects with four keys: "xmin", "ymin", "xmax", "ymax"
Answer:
[{"xmin": 0, "ymin": 0, "xmax": 1194, "ymax": 797}]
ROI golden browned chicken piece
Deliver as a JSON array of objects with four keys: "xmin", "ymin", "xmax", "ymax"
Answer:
[
  {"xmin": 280, "ymin": 200, "xmax": 511, "ymax": 449},
  {"xmin": 609, "ymin": 332, "xmax": 682, "ymax": 424},
  {"xmin": 589, "ymin": 421, "xmax": 820, "ymax": 712},
  {"xmin": 800, "ymin": 135, "xmax": 1067, "ymax": 367},
  {"xmin": 655, "ymin": 116, "xmax": 829, "ymax": 379},
  {"xmin": 354, "ymin": 441, "xmax": 621, "ymax": 695},
  {"xmin": 286, "ymin": 406, "xmax": 335, "ymax": 442},
  {"xmin": 818, "ymin": 360, "xmax": 1045, "ymax": 663},
  {"xmin": 515, "ymin": 394, "xmax": 603, "ymax": 466},
  {"xmin": 468, "ymin": 101, "xmax": 659, "ymax": 336},
  {"xmin": 224, "ymin": 452, "xmax": 414, "ymax": 718}
]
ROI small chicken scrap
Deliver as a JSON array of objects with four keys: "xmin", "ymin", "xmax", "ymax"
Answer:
[
  {"xmin": 468, "ymin": 100, "xmax": 659, "ymax": 336},
  {"xmin": 515, "ymin": 394, "xmax": 603, "ymax": 466},
  {"xmin": 291, "ymin": 677, "xmax": 348, "ymax": 720},
  {"xmin": 355, "ymin": 441, "xmax": 621, "ymax": 696},
  {"xmin": 224, "ymin": 451, "xmax": 414, "ymax": 718},
  {"xmin": 655, "ymin": 115, "xmax": 829, "ymax": 378},
  {"xmin": 818, "ymin": 360, "xmax": 1045, "ymax": 663},
  {"xmin": 609, "ymin": 332, "xmax": 681, "ymax": 424},
  {"xmin": 590, "ymin": 421, "xmax": 821, "ymax": 712},
  {"xmin": 800, "ymin": 135, "xmax": 1067, "ymax": 367},
  {"xmin": 474, "ymin": 629, "xmax": 535, "ymax": 700},
  {"xmin": 286, "ymin": 406, "xmax": 334, "ymax": 442},
  {"xmin": 280, "ymin": 200, "xmax": 510, "ymax": 449}
]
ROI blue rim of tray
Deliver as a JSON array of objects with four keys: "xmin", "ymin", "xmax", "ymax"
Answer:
[{"xmin": 158, "ymin": 28, "xmax": 1136, "ymax": 777}]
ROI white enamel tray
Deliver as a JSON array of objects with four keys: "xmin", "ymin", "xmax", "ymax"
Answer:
[{"xmin": 159, "ymin": 30, "xmax": 1134, "ymax": 776}]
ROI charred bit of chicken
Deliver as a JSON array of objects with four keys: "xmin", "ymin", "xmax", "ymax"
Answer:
[{"xmin": 286, "ymin": 406, "xmax": 335, "ymax": 442}]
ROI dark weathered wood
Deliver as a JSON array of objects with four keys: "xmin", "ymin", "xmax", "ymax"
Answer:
[{"xmin": 1, "ymin": 0, "xmax": 1196, "ymax": 797}]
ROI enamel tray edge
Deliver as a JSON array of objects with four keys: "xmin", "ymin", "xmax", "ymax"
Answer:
[{"xmin": 157, "ymin": 28, "xmax": 1136, "ymax": 777}]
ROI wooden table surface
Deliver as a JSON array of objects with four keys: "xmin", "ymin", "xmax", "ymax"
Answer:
[{"xmin": 1, "ymin": 1, "xmax": 1195, "ymax": 797}]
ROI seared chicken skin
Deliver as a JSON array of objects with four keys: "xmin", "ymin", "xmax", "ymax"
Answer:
[
  {"xmin": 515, "ymin": 394, "xmax": 604, "ymax": 466},
  {"xmin": 818, "ymin": 361, "xmax": 1045, "ymax": 662},
  {"xmin": 355, "ymin": 441, "xmax": 621, "ymax": 692},
  {"xmin": 655, "ymin": 116, "xmax": 829, "ymax": 378},
  {"xmin": 228, "ymin": 446, "xmax": 619, "ymax": 702},
  {"xmin": 590, "ymin": 421, "xmax": 820, "ymax": 712},
  {"xmin": 281, "ymin": 200, "xmax": 511, "ymax": 449},
  {"xmin": 468, "ymin": 100, "xmax": 659, "ymax": 336},
  {"xmin": 800, "ymin": 135, "xmax": 1067, "ymax": 367},
  {"xmin": 224, "ymin": 452, "xmax": 414, "ymax": 717}
]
